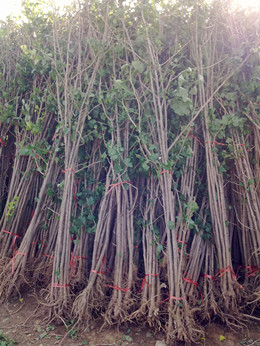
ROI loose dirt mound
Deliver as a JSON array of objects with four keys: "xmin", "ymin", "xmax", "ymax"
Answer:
[{"xmin": 0, "ymin": 291, "xmax": 259, "ymax": 345}]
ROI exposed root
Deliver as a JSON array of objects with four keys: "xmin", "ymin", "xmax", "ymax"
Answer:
[
  {"xmin": 165, "ymin": 304, "xmax": 204, "ymax": 345},
  {"xmin": 102, "ymin": 288, "xmax": 137, "ymax": 327},
  {"xmin": 72, "ymin": 275, "xmax": 108, "ymax": 326}
]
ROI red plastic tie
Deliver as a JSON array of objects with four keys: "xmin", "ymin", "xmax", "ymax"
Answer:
[
  {"xmin": 0, "ymin": 137, "xmax": 5, "ymax": 147},
  {"xmin": 205, "ymin": 135, "xmax": 244, "ymax": 147},
  {"xmin": 177, "ymin": 238, "xmax": 188, "ymax": 254},
  {"xmin": 69, "ymin": 251, "xmax": 76, "ymax": 278},
  {"xmin": 139, "ymin": 273, "xmax": 159, "ymax": 293},
  {"xmin": 44, "ymin": 254, "xmax": 54, "ymax": 259},
  {"xmin": 205, "ymin": 134, "xmax": 225, "ymax": 146},
  {"xmin": 68, "ymin": 252, "xmax": 87, "ymax": 280},
  {"xmin": 1, "ymin": 229, "xmax": 20, "ymax": 238},
  {"xmin": 106, "ymin": 181, "xmax": 131, "ymax": 195},
  {"xmin": 62, "ymin": 168, "xmax": 75, "ymax": 173},
  {"xmin": 160, "ymin": 295, "xmax": 186, "ymax": 305},
  {"xmin": 216, "ymin": 265, "xmax": 244, "ymax": 290},
  {"xmin": 215, "ymin": 265, "xmax": 236, "ymax": 280},
  {"xmin": 244, "ymin": 265, "xmax": 260, "ymax": 277},
  {"xmin": 200, "ymin": 274, "xmax": 215, "ymax": 280},
  {"xmin": 1, "ymin": 229, "xmax": 21, "ymax": 254},
  {"xmin": 182, "ymin": 272, "xmax": 199, "ymax": 287},
  {"xmin": 183, "ymin": 272, "xmax": 203, "ymax": 300},
  {"xmin": 201, "ymin": 265, "xmax": 244, "ymax": 290},
  {"xmin": 160, "ymin": 170, "xmax": 173, "ymax": 175},
  {"xmin": 104, "ymin": 284, "xmax": 130, "ymax": 292},
  {"xmin": 73, "ymin": 255, "xmax": 87, "ymax": 260},
  {"xmin": 187, "ymin": 131, "xmax": 205, "ymax": 148},
  {"xmin": 51, "ymin": 283, "xmax": 69, "ymax": 288},
  {"xmin": 91, "ymin": 256, "xmax": 107, "ymax": 274},
  {"xmin": 177, "ymin": 239, "xmax": 187, "ymax": 245},
  {"xmin": 12, "ymin": 252, "xmax": 27, "ymax": 275}
]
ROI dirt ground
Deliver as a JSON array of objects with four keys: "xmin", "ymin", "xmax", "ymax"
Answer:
[{"xmin": 0, "ymin": 291, "xmax": 259, "ymax": 346}]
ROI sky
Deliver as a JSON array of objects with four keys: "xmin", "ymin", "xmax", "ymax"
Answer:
[
  {"xmin": 0, "ymin": 0, "xmax": 74, "ymax": 21},
  {"xmin": 0, "ymin": 0, "xmax": 260, "ymax": 21}
]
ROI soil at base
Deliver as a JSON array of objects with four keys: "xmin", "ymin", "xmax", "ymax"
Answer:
[{"xmin": 0, "ymin": 291, "xmax": 259, "ymax": 346}]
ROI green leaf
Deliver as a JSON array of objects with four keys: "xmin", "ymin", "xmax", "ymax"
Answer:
[
  {"xmin": 123, "ymin": 335, "xmax": 133, "ymax": 342},
  {"xmin": 178, "ymin": 74, "xmax": 185, "ymax": 87},
  {"xmin": 132, "ymin": 60, "xmax": 144, "ymax": 73},
  {"xmin": 176, "ymin": 216, "xmax": 182, "ymax": 222},
  {"xmin": 148, "ymin": 153, "xmax": 159, "ymax": 161},
  {"xmin": 187, "ymin": 200, "xmax": 199, "ymax": 213},
  {"xmin": 108, "ymin": 147, "xmax": 119, "ymax": 161},
  {"xmin": 87, "ymin": 197, "xmax": 95, "ymax": 206},
  {"xmin": 142, "ymin": 161, "xmax": 149, "ymax": 171},
  {"xmin": 63, "ymin": 127, "xmax": 69, "ymax": 135},
  {"xmin": 35, "ymin": 325, "xmax": 42, "ymax": 332},
  {"xmin": 170, "ymin": 99, "xmax": 191, "ymax": 116},
  {"xmin": 19, "ymin": 147, "xmax": 31, "ymax": 156},
  {"xmin": 46, "ymin": 324, "xmax": 55, "ymax": 332},
  {"xmin": 101, "ymin": 152, "xmax": 107, "ymax": 160},
  {"xmin": 218, "ymin": 166, "xmax": 226, "ymax": 173},
  {"xmin": 225, "ymin": 92, "xmax": 237, "ymax": 101},
  {"xmin": 156, "ymin": 244, "xmax": 163, "ymax": 254},
  {"xmin": 124, "ymin": 158, "xmax": 133, "ymax": 168},
  {"xmin": 178, "ymin": 87, "xmax": 190, "ymax": 102},
  {"xmin": 114, "ymin": 79, "xmax": 124, "ymax": 90},
  {"xmin": 40, "ymin": 332, "xmax": 48, "ymax": 339},
  {"xmin": 121, "ymin": 63, "xmax": 129, "ymax": 70},
  {"xmin": 168, "ymin": 221, "xmax": 174, "ymax": 230},
  {"xmin": 87, "ymin": 214, "xmax": 95, "ymax": 221},
  {"xmin": 248, "ymin": 179, "xmax": 254, "ymax": 186}
]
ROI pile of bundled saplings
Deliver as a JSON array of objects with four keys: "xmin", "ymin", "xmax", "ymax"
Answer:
[{"xmin": 0, "ymin": 0, "xmax": 259, "ymax": 343}]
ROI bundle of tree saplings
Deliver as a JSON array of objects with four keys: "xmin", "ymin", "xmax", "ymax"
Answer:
[{"xmin": 0, "ymin": 1, "xmax": 259, "ymax": 344}]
